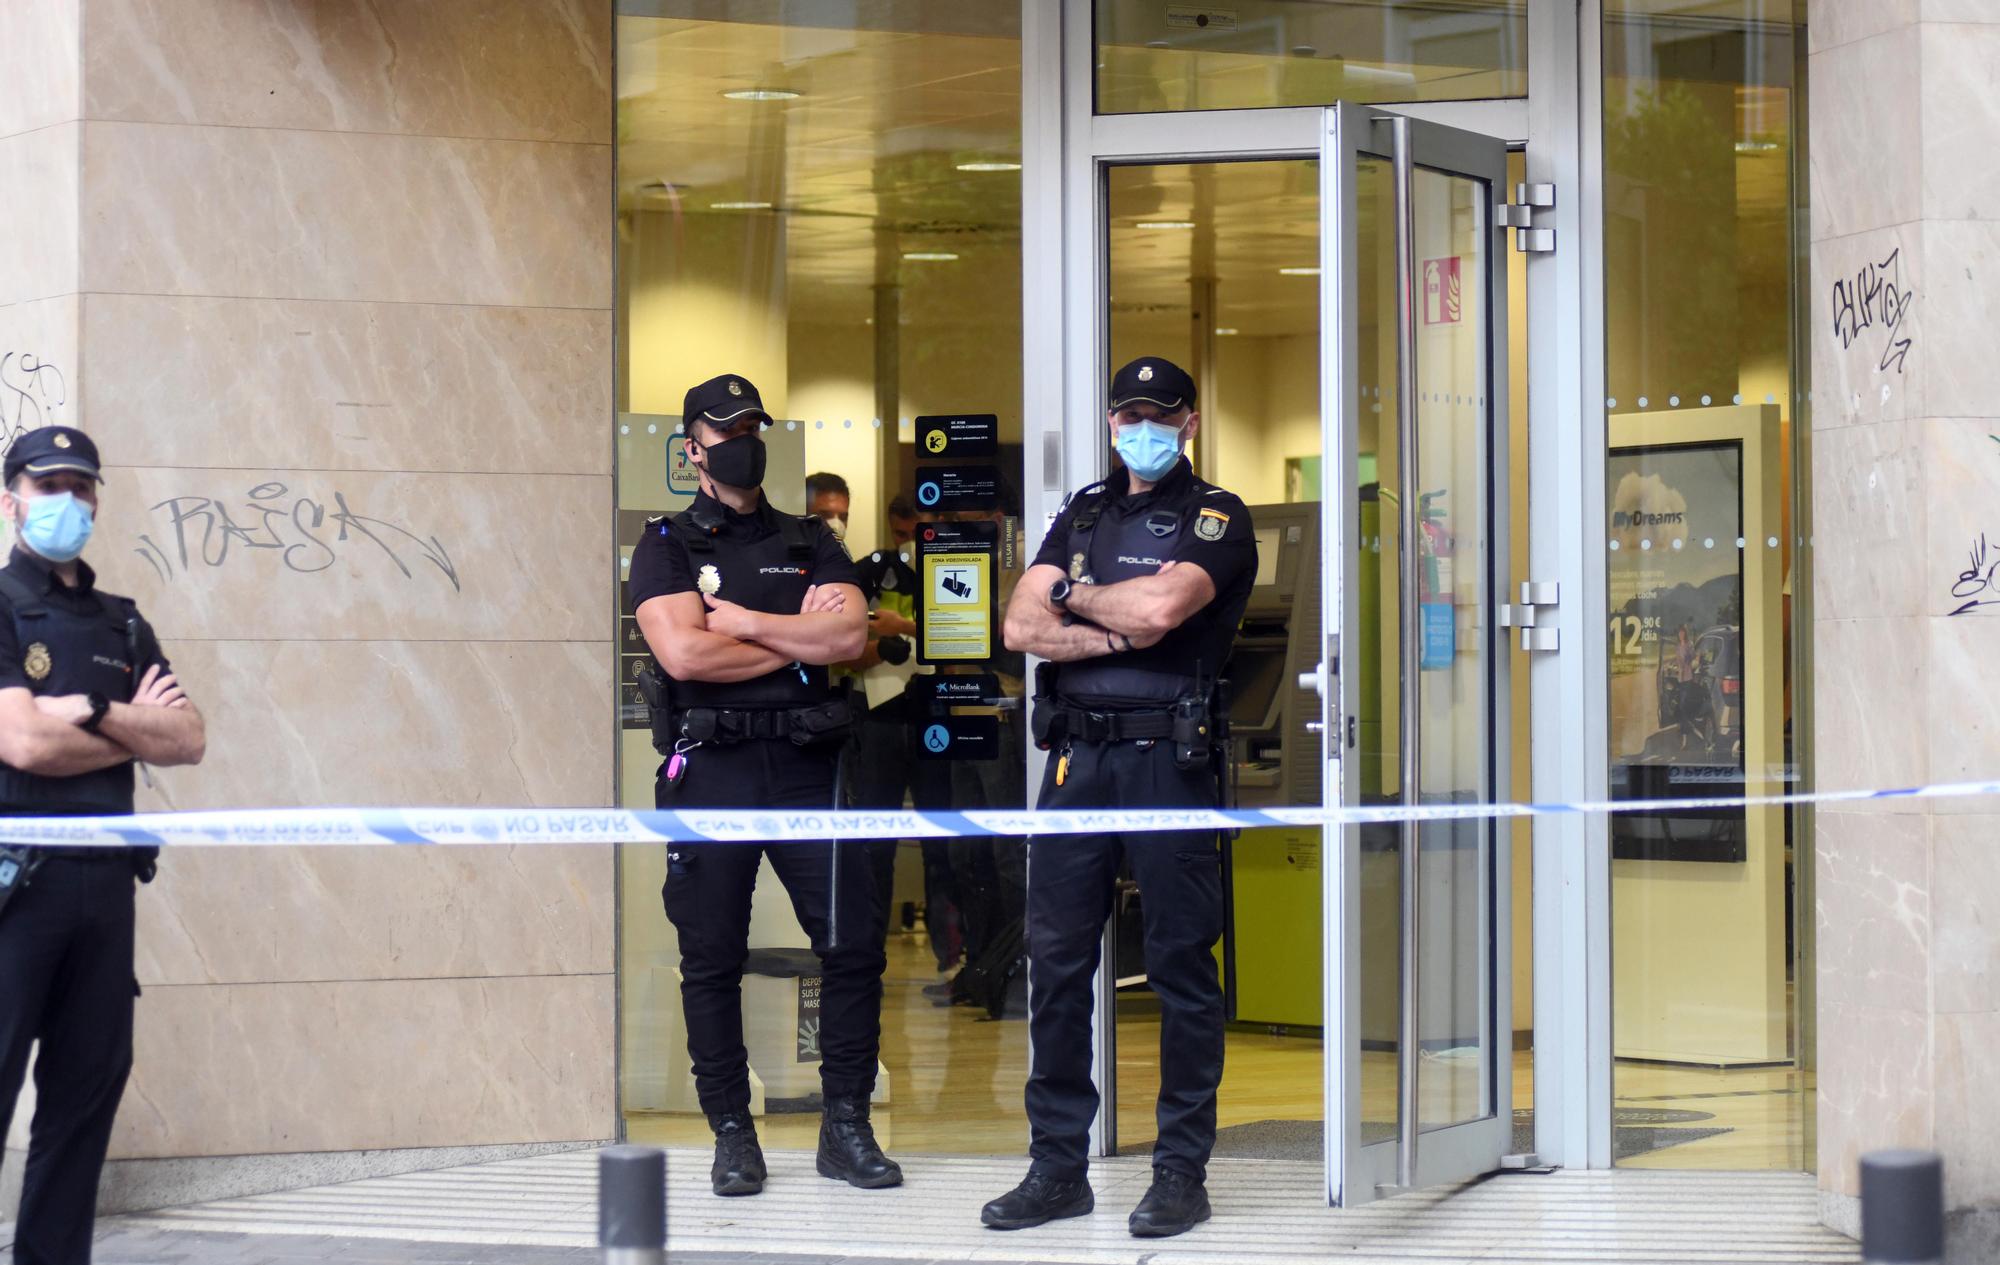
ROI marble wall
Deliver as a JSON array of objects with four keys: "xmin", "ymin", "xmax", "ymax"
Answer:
[
  {"xmin": 3, "ymin": 0, "xmax": 617, "ymax": 1207},
  {"xmin": 1809, "ymin": 3, "xmax": 2000, "ymax": 1257}
]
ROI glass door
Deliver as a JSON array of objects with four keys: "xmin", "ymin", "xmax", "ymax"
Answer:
[{"xmin": 1320, "ymin": 102, "xmax": 1514, "ymax": 1205}]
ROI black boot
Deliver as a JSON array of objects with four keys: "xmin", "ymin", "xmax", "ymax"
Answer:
[
  {"xmin": 816, "ymin": 1095, "xmax": 903, "ymax": 1189},
  {"xmin": 708, "ymin": 1110, "xmax": 767, "ymax": 1196},
  {"xmin": 1128, "ymin": 1165, "xmax": 1210, "ymax": 1237},
  {"xmin": 980, "ymin": 1170, "xmax": 1094, "ymax": 1230}
]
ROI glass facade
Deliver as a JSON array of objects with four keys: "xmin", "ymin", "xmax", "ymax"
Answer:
[
  {"xmin": 1600, "ymin": 0, "xmax": 1811, "ymax": 1170},
  {"xmin": 615, "ymin": 5, "xmax": 1031, "ymax": 1154},
  {"xmin": 1095, "ymin": 0, "xmax": 1529, "ymax": 113}
]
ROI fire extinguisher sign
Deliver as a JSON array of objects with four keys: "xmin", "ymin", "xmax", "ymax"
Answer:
[{"xmin": 1422, "ymin": 256, "xmax": 1461, "ymax": 325}]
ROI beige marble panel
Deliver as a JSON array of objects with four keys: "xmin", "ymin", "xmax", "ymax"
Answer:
[
  {"xmin": 1918, "ymin": 221, "xmax": 2000, "ymax": 418},
  {"xmin": 0, "ymin": 295, "xmax": 80, "ymax": 444},
  {"xmin": 79, "ymin": 294, "xmax": 610, "ymax": 476},
  {"xmin": 1816, "ymin": 999, "xmax": 1931, "ymax": 1199},
  {"xmin": 0, "ymin": 124, "xmax": 79, "ymax": 306},
  {"xmin": 1815, "ymin": 812, "xmax": 1930, "ymax": 1013},
  {"xmin": 1920, "ymin": 23, "xmax": 2000, "ymax": 221},
  {"xmin": 1813, "ymin": 617, "xmax": 1930, "ymax": 806},
  {"xmin": 94, "ymin": 468, "xmax": 607, "ymax": 643},
  {"xmin": 1926, "ymin": 615, "xmax": 2000, "ymax": 806},
  {"xmin": 1808, "ymin": 24, "xmax": 1923, "ymax": 240},
  {"xmin": 80, "ymin": 122, "xmax": 609, "ymax": 310},
  {"xmin": 1810, "ymin": 227, "xmax": 1923, "ymax": 430},
  {"xmin": 1809, "ymin": 420, "xmax": 1925, "ymax": 617},
  {"xmin": 1808, "ymin": 0, "xmax": 1917, "ymax": 53},
  {"xmin": 1936, "ymin": 1011, "xmax": 2000, "ymax": 1207},
  {"xmin": 0, "ymin": 0, "xmax": 80, "ymax": 138},
  {"xmin": 129, "ymin": 638, "xmax": 612, "ymax": 812},
  {"xmin": 135, "ymin": 845, "xmax": 615, "ymax": 988},
  {"xmin": 1921, "ymin": 0, "xmax": 2000, "ymax": 22},
  {"xmin": 84, "ymin": 0, "xmax": 610, "ymax": 145},
  {"xmin": 111, "ymin": 972, "xmax": 615, "ymax": 1158},
  {"xmin": 1933, "ymin": 814, "xmax": 2000, "ymax": 1014},
  {"xmin": 1922, "ymin": 416, "xmax": 2000, "ymax": 619}
]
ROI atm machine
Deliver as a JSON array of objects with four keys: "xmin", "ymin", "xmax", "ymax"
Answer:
[{"xmin": 1217, "ymin": 502, "xmax": 1327, "ymax": 1030}]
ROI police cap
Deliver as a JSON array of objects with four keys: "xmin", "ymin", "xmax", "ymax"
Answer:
[
  {"xmin": 1109, "ymin": 357, "xmax": 1196, "ymax": 411},
  {"xmin": 4, "ymin": 426, "xmax": 103, "ymax": 486},
  {"xmin": 683, "ymin": 374, "xmax": 774, "ymax": 432}
]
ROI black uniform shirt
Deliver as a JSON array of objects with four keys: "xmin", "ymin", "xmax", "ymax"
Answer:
[
  {"xmin": 0, "ymin": 547, "xmax": 169, "ymax": 813},
  {"xmin": 1034, "ymin": 458, "xmax": 1256, "ymax": 705},
  {"xmin": 627, "ymin": 490, "xmax": 860, "ymax": 706}
]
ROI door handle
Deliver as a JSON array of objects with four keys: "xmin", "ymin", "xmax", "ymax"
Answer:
[
  {"xmin": 1304, "ymin": 720, "xmax": 1326, "ymax": 735},
  {"xmin": 1298, "ymin": 660, "xmax": 1325, "ymax": 697}
]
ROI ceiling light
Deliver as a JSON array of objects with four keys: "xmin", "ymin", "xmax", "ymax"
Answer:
[
  {"xmin": 1215, "ymin": 327, "xmax": 1240, "ymax": 336},
  {"xmin": 722, "ymin": 88, "xmax": 801, "ymax": 101},
  {"xmin": 1279, "ymin": 266, "xmax": 1320, "ymax": 276},
  {"xmin": 709, "ymin": 201, "xmax": 773, "ymax": 210},
  {"xmin": 902, "ymin": 251, "xmax": 960, "ymax": 262},
  {"xmin": 1137, "ymin": 220, "xmax": 1196, "ymax": 230},
  {"xmin": 956, "ymin": 160, "xmax": 1022, "ymax": 173}
]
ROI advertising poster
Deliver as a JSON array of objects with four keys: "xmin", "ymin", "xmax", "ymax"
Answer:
[{"xmin": 1606, "ymin": 442, "xmax": 1747, "ymax": 862}]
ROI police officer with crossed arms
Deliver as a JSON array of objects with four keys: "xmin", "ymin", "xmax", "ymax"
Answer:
[
  {"xmin": 984, "ymin": 357, "xmax": 1255, "ymax": 1239},
  {"xmin": 0, "ymin": 426, "xmax": 207, "ymax": 1264},
  {"xmin": 628, "ymin": 374, "xmax": 900, "ymax": 1198}
]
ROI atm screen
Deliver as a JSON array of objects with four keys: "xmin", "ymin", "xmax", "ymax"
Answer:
[
  {"xmin": 1253, "ymin": 525, "xmax": 1282, "ymax": 588},
  {"xmin": 1223, "ymin": 647, "xmax": 1287, "ymax": 732}
]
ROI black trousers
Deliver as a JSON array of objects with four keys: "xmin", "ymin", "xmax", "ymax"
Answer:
[
  {"xmin": 0, "ymin": 856, "xmax": 136, "ymax": 1265},
  {"xmin": 658, "ymin": 739, "xmax": 886, "ymax": 1117},
  {"xmin": 1024, "ymin": 738, "xmax": 1224, "ymax": 1183}
]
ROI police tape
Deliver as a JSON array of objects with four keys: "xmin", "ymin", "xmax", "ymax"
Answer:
[{"xmin": 0, "ymin": 777, "xmax": 1997, "ymax": 848}]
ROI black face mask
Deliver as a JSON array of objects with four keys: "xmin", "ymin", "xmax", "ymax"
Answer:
[{"xmin": 698, "ymin": 431, "xmax": 767, "ymax": 490}]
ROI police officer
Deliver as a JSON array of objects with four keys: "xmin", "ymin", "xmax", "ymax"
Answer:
[
  {"xmin": 628, "ymin": 374, "xmax": 900, "ymax": 1199},
  {"xmin": 0, "ymin": 426, "xmax": 206, "ymax": 1264},
  {"xmin": 983, "ymin": 357, "xmax": 1255, "ymax": 1238}
]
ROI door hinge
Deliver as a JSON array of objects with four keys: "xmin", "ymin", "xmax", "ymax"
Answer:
[
  {"xmin": 1499, "ymin": 182, "xmax": 1555, "ymax": 254},
  {"xmin": 1497, "ymin": 580, "xmax": 1559, "ymax": 651}
]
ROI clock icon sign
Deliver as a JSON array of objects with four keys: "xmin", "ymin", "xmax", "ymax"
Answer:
[{"xmin": 918, "ymin": 481, "xmax": 942, "ymax": 507}]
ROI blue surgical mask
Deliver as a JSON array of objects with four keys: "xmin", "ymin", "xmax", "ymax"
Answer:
[
  {"xmin": 1114, "ymin": 419, "xmax": 1185, "ymax": 482},
  {"xmin": 17, "ymin": 491, "xmax": 94, "ymax": 563}
]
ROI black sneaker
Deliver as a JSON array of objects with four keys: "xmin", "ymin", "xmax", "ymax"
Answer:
[
  {"xmin": 1128, "ymin": 1165, "xmax": 1210, "ymax": 1238},
  {"xmin": 708, "ymin": 1111, "xmax": 767, "ymax": 1197},
  {"xmin": 980, "ymin": 1170, "xmax": 1094, "ymax": 1230}
]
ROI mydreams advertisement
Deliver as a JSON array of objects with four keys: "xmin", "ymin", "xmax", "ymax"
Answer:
[{"xmin": 1606, "ymin": 441, "xmax": 1747, "ymax": 863}]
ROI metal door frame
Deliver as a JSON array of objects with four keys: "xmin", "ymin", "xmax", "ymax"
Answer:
[{"xmin": 1018, "ymin": 0, "xmax": 1613, "ymax": 1198}]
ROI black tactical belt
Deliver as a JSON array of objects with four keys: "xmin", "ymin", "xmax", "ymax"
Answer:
[
  {"xmin": 680, "ymin": 700, "xmax": 852, "ymax": 745},
  {"xmin": 1049, "ymin": 707, "xmax": 1177, "ymax": 743}
]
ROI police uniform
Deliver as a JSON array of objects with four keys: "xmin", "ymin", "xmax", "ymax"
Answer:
[
  {"xmin": 987, "ymin": 357, "xmax": 1255, "ymax": 1237},
  {"xmin": 627, "ymin": 374, "xmax": 898, "ymax": 1197},
  {"xmin": 0, "ymin": 427, "xmax": 168, "ymax": 1265}
]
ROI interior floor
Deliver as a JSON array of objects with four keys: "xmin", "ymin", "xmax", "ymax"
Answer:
[{"xmin": 625, "ymin": 931, "xmax": 1813, "ymax": 1172}]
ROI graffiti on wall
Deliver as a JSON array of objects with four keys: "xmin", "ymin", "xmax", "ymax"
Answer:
[
  {"xmin": 0, "ymin": 352, "xmax": 68, "ymax": 449},
  {"xmin": 137, "ymin": 482, "xmax": 461, "ymax": 593},
  {"xmin": 1829, "ymin": 248, "xmax": 1914, "ymax": 376}
]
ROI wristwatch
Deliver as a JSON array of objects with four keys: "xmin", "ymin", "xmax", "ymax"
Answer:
[
  {"xmin": 1047, "ymin": 576, "xmax": 1074, "ymax": 610},
  {"xmin": 81, "ymin": 691, "xmax": 110, "ymax": 733}
]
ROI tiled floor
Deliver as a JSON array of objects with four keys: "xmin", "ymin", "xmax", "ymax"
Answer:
[{"xmin": 94, "ymin": 1147, "xmax": 1860, "ymax": 1265}]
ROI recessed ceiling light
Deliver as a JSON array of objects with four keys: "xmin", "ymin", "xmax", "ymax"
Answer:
[
  {"xmin": 956, "ymin": 160, "xmax": 1022, "ymax": 173},
  {"xmin": 1215, "ymin": 327, "xmax": 1240, "ymax": 336},
  {"xmin": 709, "ymin": 201, "xmax": 773, "ymax": 210},
  {"xmin": 722, "ymin": 88, "xmax": 801, "ymax": 101},
  {"xmin": 1279, "ymin": 266, "xmax": 1320, "ymax": 276},
  {"xmin": 902, "ymin": 251, "xmax": 960, "ymax": 262},
  {"xmin": 1137, "ymin": 220, "xmax": 1196, "ymax": 230}
]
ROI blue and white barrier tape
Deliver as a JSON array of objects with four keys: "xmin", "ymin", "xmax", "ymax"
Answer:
[{"xmin": 0, "ymin": 778, "xmax": 1996, "ymax": 848}]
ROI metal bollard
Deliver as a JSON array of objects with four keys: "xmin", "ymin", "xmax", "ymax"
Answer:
[
  {"xmin": 599, "ymin": 1145, "xmax": 667, "ymax": 1265},
  {"xmin": 1861, "ymin": 1149, "xmax": 1943, "ymax": 1265}
]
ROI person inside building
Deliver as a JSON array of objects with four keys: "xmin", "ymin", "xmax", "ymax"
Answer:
[
  {"xmin": 629, "ymin": 376, "xmax": 900, "ymax": 1198},
  {"xmin": 805, "ymin": 470, "xmax": 850, "ymax": 543},
  {"xmin": 0, "ymin": 426, "xmax": 208, "ymax": 1265},
  {"xmin": 982, "ymin": 357, "xmax": 1256, "ymax": 1239}
]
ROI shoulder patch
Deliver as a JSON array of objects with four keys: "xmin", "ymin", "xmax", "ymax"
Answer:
[{"xmin": 1195, "ymin": 506, "xmax": 1230, "ymax": 541}]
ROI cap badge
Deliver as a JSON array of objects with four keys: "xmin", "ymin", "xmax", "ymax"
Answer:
[
  {"xmin": 1137, "ymin": 365, "xmax": 1154, "ymax": 382},
  {"xmin": 728, "ymin": 380, "xmax": 744, "ymax": 396},
  {"xmin": 51, "ymin": 433, "xmax": 70, "ymax": 449},
  {"xmin": 697, "ymin": 564, "xmax": 722, "ymax": 596},
  {"xmin": 23, "ymin": 643, "xmax": 50, "ymax": 681}
]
